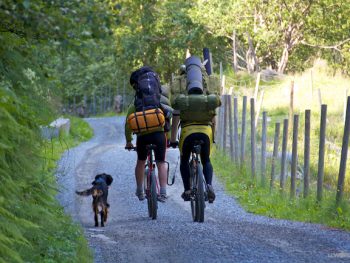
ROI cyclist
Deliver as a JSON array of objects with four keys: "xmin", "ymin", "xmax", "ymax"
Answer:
[
  {"xmin": 169, "ymin": 56, "xmax": 221, "ymax": 203},
  {"xmin": 125, "ymin": 66, "xmax": 171, "ymax": 202}
]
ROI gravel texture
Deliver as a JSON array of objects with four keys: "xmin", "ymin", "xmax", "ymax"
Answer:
[{"xmin": 56, "ymin": 116, "xmax": 350, "ymax": 263}]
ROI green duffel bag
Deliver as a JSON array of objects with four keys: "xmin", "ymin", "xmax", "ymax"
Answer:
[{"xmin": 174, "ymin": 94, "xmax": 221, "ymax": 123}]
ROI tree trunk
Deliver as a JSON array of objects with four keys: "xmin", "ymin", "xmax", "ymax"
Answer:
[
  {"xmin": 246, "ymin": 32, "xmax": 259, "ymax": 73},
  {"xmin": 278, "ymin": 45, "xmax": 289, "ymax": 74},
  {"xmin": 232, "ymin": 30, "xmax": 238, "ymax": 73}
]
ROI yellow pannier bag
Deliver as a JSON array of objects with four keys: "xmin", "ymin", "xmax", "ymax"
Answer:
[{"xmin": 127, "ymin": 108, "xmax": 165, "ymax": 134}]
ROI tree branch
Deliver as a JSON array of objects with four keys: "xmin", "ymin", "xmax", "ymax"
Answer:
[{"xmin": 301, "ymin": 38, "xmax": 350, "ymax": 52}]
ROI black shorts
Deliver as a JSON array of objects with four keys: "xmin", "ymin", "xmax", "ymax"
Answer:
[
  {"xmin": 136, "ymin": 131, "xmax": 167, "ymax": 161},
  {"xmin": 181, "ymin": 133, "xmax": 210, "ymax": 163}
]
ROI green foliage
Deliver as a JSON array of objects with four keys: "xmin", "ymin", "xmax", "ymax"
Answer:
[
  {"xmin": 68, "ymin": 116, "xmax": 94, "ymax": 142},
  {"xmin": 212, "ymin": 150, "xmax": 350, "ymax": 230},
  {"xmin": 0, "ymin": 86, "xmax": 91, "ymax": 262},
  {"xmin": 0, "ymin": 1, "xmax": 99, "ymax": 260},
  {"xmin": 0, "ymin": 84, "xmax": 93, "ymax": 262},
  {"xmin": 189, "ymin": 0, "xmax": 350, "ymax": 74}
]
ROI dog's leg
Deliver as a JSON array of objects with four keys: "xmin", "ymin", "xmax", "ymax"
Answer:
[
  {"xmin": 104, "ymin": 207, "xmax": 108, "ymax": 223},
  {"xmin": 94, "ymin": 205, "xmax": 99, "ymax": 227},
  {"xmin": 100, "ymin": 210, "xmax": 105, "ymax": 227}
]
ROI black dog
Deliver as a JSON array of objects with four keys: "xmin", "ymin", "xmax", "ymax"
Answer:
[{"xmin": 76, "ymin": 173, "xmax": 113, "ymax": 227}]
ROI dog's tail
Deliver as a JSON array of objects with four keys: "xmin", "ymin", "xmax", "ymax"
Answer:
[{"xmin": 76, "ymin": 188, "xmax": 94, "ymax": 196}]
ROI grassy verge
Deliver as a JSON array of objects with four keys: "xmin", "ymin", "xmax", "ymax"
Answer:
[
  {"xmin": 213, "ymin": 150, "xmax": 350, "ymax": 230},
  {"xmin": 40, "ymin": 116, "xmax": 94, "ymax": 262},
  {"xmin": 0, "ymin": 113, "xmax": 94, "ymax": 263}
]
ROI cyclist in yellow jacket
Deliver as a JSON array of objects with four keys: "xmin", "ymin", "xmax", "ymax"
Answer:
[{"xmin": 169, "ymin": 56, "xmax": 221, "ymax": 203}]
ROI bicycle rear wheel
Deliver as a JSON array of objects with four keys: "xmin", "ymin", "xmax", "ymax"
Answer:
[
  {"xmin": 149, "ymin": 170, "xmax": 158, "ymax": 220},
  {"xmin": 195, "ymin": 164, "xmax": 205, "ymax": 222},
  {"xmin": 144, "ymin": 167, "xmax": 152, "ymax": 218},
  {"xmin": 190, "ymin": 162, "xmax": 197, "ymax": 222}
]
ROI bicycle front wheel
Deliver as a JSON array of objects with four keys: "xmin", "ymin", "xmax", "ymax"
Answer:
[
  {"xmin": 195, "ymin": 164, "xmax": 205, "ymax": 223},
  {"xmin": 149, "ymin": 170, "xmax": 158, "ymax": 220}
]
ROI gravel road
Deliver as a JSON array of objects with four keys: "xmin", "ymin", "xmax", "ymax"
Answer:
[{"xmin": 56, "ymin": 116, "xmax": 350, "ymax": 263}]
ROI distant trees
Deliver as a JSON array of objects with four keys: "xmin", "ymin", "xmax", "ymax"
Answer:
[
  {"xmin": 189, "ymin": 0, "xmax": 350, "ymax": 74},
  {"xmin": 1, "ymin": 0, "xmax": 350, "ymax": 115}
]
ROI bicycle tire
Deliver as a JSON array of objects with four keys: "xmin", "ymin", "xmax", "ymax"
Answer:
[
  {"xmin": 189, "ymin": 162, "xmax": 197, "ymax": 221},
  {"xmin": 150, "ymin": 170, "xmax": 158, "ymax": 220},
  {"xmin": 144, "ymin": 167, "xmax": 152, "ymax": 218},
  {"xmin": 195, "ymin": 163, "xmax": 205, "ymax": 223}
]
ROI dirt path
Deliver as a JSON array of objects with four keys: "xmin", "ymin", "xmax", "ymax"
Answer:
[{"xmin": 56, "ymin": 116, "xmax": 350, "ymax": 263}]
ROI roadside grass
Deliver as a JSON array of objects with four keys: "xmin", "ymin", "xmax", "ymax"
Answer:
[
  {"xmin": 40, "ymin": 116, "xmax": 94, "ymax": 262},
  {"xmin": 0, "ymin": 96, "xmax": 94, "ymax": 263},
  {"xmin": 213, "ymin": 150, "xmax": 350, "ymax": 230}
]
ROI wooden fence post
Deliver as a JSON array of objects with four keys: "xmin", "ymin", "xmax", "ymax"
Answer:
[
  {"xmin": 250, "ymin": 98, "xmax": 256, "ymax": 178},
  {"xmin": 344, "ymin": 89, "xmax": 348, "ymax": 123},
  {"xmin": 270, "ymin": 122, "xmax": 280, "ymax": 191},
  {"xmin": 233, "ymin": 97, "xmax": 239, "ymax": 163},
  {"xmin": 336, "ymin": 96, "xmax": 350, "ymax": 205},
  {"xmin": 223, "ymin": 95, "xmax": 228, "ymax": 152},
  {"xmin": 218, "ymin": 95, "xmax": 224, "ymax": 149},
  {"xmin": 240, "ymin": 96, "xmax": 247, "ymax": 166},
  {"xmin": 227, "ymin": 95, "xmax": 234, "ymax": 160},
  {"xmin": 317, "ymin": 104, "xmax": 327, "ymax": 202},
  {"xmin": 290, "ymin": 114, "xmax": 299, "ymax": 198},
  {"xmin": 261, "ymin": 111, "xmax": 267, "ymax": 186},
  {"xmin": 304, "ymin": 110, "xmax": 311, "ymax": 198},
  {"xmin": 289, "ymin": 80, "xmax": 294, "ymax": 131},
  {"xmin": 217, "ymin": 98, "xmax": 222, "ymax": 149},
  {"xmin": 318, "ymin": 89, "xmax": 322, "ymax": 107},
  {"xmin": 280, "ymin": 119, "xmax": 289, "ymax": 191},
  {"xmin": 255, "ymin": 90, "xmax": 265, "ymax": 128},
  {"xmin": 254, "ymin": 72, "xmax": 260, "ymax": 101}
]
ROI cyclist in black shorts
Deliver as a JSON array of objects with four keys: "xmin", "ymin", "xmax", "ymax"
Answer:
[{"xmin": 125, "ymin": 66, "xmax": 171, "ymax": 202}]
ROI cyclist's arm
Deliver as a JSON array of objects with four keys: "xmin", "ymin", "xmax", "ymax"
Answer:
[
  {"xmin": 170, "ymin": 110, "xmax": 180, "ymax": 142},
  {"xmin": 124, "ymin": 104, "xmax": 135, "ymax": 143}
]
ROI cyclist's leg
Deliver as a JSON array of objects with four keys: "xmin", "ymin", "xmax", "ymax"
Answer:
[
  {"xmin": 135, "ymin": 134, "xmax": 148, "ymax": 200},
  {"xmin": 180, "ymin": 139, "xmax": 192, "ymax": 192},
  {"xmin": 188, "ymin": 133, "xmax": 212, "ymax": 184},
  {"xmin": 153, "ymin": 131, "xmax": 167, "ymax": 199},
  {"xmin": 197, "ymin": 133, "xmax": 215, "ymax": 202}
]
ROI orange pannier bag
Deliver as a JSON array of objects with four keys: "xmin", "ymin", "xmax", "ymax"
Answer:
[{"xmin": 127, "ymin": 108, "xmax": 165, "ymax": 134}]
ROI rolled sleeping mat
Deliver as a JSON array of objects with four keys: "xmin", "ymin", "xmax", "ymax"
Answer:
[
  {"xmin": 185, "ymin": 56, "xmax": 203, "ymax": 94},
  {"xmin": 160, "ymin": 95, "xmax": 171, "ymax": 107},
  {"xmin": 161, "ymin": 85, "xmax": 170, "ymax": 99}
]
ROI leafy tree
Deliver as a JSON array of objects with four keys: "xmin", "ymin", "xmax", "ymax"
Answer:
[{"xmin": 189, "ymin": 0, "xmax": 350, "ymax": 74}]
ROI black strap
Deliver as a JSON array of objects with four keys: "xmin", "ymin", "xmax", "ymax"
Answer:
[
  {"xmin": 134, "ymin": 112, "xmax": 141, "ymax": 133},
  {"xmin": 155, "ymin": 108, "xmax": 161, "ymax": 126},
  {"xmin": 143, "ymin": 110, "xmax": 149, "ymax": 130}
]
